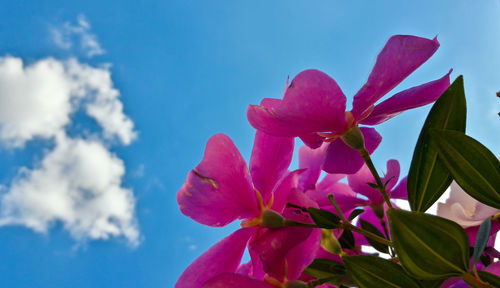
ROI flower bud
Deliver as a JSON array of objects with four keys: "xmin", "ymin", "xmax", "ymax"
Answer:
[
  {"xmin": 372, "ymin": 204, "xmax": 385, "ymax": 219},
  {"xmin": 261, "ymin": 209, "xmax": 285, "ymax": 228},
  {"xmin": 321, "ymin": 229, "xmax": 342, "ymax": 255},
  {"xmin": 285, "ymin": 280, "xmax": 308, "ymax": 288},
  {"xmin": 341, "ymin": 126, "xmax": 365, "ymax": 150}
]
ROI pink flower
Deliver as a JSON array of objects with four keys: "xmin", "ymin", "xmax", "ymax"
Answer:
[
  {"xmin": 247, "ymin": 35, "xmax": 451, "ymax": 174},
  {"xmin": 176, "ymin": 128, "xmax": 322, "ymax": 287}
]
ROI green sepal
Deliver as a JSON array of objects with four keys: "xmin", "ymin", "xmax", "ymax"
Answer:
[
  {"xmin": 307, "ymin": 207, "xmax": 341, "ymax": 229},
  {"xmin": 429, "ymin": 129, "xmax": 500, "ymax": 209},
  {"xmin": 388, "ymin": 209, "xmax": 469, "ymax": 280},
  {"xmin": 343, "ymin": 255, "xmax": 422, "ymax": 288},
  {"xmin": 348, "ymin": 209, "xmax": 365, "ymax": 221},
  {"xmin": 407, "ymin": 76, "xmax": 467, "ymax": 212},
  {"xmin": 473, "ymin": 219, "xmax": 492, "ymax": 266},
  {"xmin": 359, "ymin": 219, "xmax": 389, "ymax": 254},
  {"xmin": 478, "ymin": 271, "xmax": 500, "ymax": 287},
  {"xmin": 304, "ymin": 258, "xmax": 354, "ymax": 286}
]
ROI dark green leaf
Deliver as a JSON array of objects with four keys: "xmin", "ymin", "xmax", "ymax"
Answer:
[
  {"xmin": 388, "ymin": 209, "xmax": 469, "ymax": 280},
  {"xmin": 359, "ymin": 219, "xmax": 389, "ymax": 254},
  {"xmin": 307, "ymin": 207, "xmax": 341, "ymax": 229},
  {"xmin": 407, "ymin": 76, "xmax": 467, "ymax": 212},
  {"xmin": 343, "ymin": 255, "xmax": 421, "ymax": 288},
  {"xmin": 348, "ymin": 209, "xmax": 365, "ymax": 221},
  {"xmin": 429, "ymin": 129, "xmax": 500, "ymax": 209},
  {"xmin": 419, "ymin": 279, "xmax": 445, "ymax": 288},
  {"xmin": 366, "ymin": 182, "xmax": 378, "ymax": 189},
  {"xmin": 478, "ymin": 271, "xmax": 500, "ymax": 287},
  {"xmin": 474, "ymin": 219, "xmax": 492, "ymax": 265},
  {"xmin": 338, "ymin": 229, "xmax": 355, "ymax": 250},
  {"xmin": 304, "ymin": 258, "xmax": 354, "ymax": 286}
]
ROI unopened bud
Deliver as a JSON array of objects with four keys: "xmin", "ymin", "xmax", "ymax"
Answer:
[
  {"xmin": 321, "ymin": 229, "xmax": 342, "ymax": 255},
  {"xmin": 372, "ymin": 204, "xmax": 385, "ymax": 219},
  {"xmin": 341, "ymin": 126, "xmax": 365, "ymax": 150},
  {"xmin": 285, "ymin": 280, "xmax": 308, "ymax": 288},
  {"xmin": 261, "ymin": 209, "xmax": 285, "ymax": 228}
]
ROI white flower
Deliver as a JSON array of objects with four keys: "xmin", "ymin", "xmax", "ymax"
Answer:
[{"xmin": 437, "ymin": 181, "xmax": 500, "ymax": 228}]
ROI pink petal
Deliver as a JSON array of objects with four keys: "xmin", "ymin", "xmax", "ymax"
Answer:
[
  {"xmin": 318, "ymin": 181, "xmax": 356, "ymax": 197},
  {"xmin": 286, "ymin": 228, "xmax": 322, "ymax": 280},
  {"xmin": 299, "ymin": 133, "xmax": 324, "ymax": 149},
  {"xmin": 305, "ymin": 188, "xmax": 367, "ymax": 213},
  {"xmin": 249, "ymin": 226, "xmax": 312, "ymax": 281},
  {"xmin": 203, "ymin": 273, "xmax": 273, "ymax": 288},
  {"xmin": 177, "ymin": 134, "xmax": 258, "ymax": 227},
  {"xmin": 390, "ymin": 176, "xmax": 408, "ymax": 200},
  {"xmin": 360, "ymin": 70, "xmax": 451, "ymax": 125},
  {"xmin": 247, "ymin": 70, "xmax": 347, "ymax": 137},
  {"xmin": 176, "ymin": 228, "xmax": 257, "ymax": 288},
  {"xmin": 351, "ymin": 35, "xmax": 440, "ymax": 119},
  {"xmin": 317, "ymin": 173, "xmax": 346, "ymax": 191},
  {"xmin": 298, "ymin": 143, "xmax": 329, "ymax": 191},
  {"xmin": 322, "ymin": 127, "xmax": 382, "ymax": 174},
  {"xmin": 270, "ymin": 170, "xmax": 304, "ymax": 213},
  {"xmin": 382, "ymin": 159, "xmax": 400, "ymax": 193},
  {"xmin": 250, "ymin": 130, "xmax": 294, "ymax": 203}
]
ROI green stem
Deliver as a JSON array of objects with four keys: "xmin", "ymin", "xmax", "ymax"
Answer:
[
  {"xmin": 462, "ymin": 272, "xmax": 492, "ymax": 288},
  {"xmin": 328, "ymin": 194, "xmax": 347, "ymax": 223},
  {"xmin": 341, "ymin": 222, "xmax": 393, "ymax": 247},
  {"xmin": 284, "ymin": 220, "xmax": 393, "ymax": 247},
  {"xmin": 359, "ymin": 148, "xmax": 393, "ymax": 209}
]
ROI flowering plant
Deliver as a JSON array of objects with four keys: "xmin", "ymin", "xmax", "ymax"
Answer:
[{"xmin": 176, "ymin": 35, "xmax": 500, "ymax": 288}]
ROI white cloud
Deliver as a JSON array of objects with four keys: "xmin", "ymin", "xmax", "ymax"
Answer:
[
  {"xmin": 0, "ymin": 55, "xmax": 139, "ymax": 245},
  {"xmin": 0, "ymin": 57, "xmax": 136, "ymax": 147},
  {"xmin": 0, "ymin": 134, "xmax": 139, "ymax": 245},
  {"xmin": 51, "ymin": 14, "xmax": 105, "ymax": 58}
]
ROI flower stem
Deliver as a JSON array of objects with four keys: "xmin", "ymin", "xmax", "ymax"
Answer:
[
  {"xmin": 462, "ymin": 272, "xmax": 492, "ymax": 288},
  {"xmin": 341, "ymin": 222, "xmax": 393, "ymax": 247},
  {"xmin": 283, "ymin": 219, "xmax": 393, "ymax": 247},
  {"xmin": 359, "ymin": 148, "xmax": 393, "ymax": 209},
  {"xmin": 328, "ymin": 194, "xmax": 347, "ymax": 222}
]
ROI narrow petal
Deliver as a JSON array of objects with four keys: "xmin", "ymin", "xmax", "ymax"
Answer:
[
  {"xmin": 316, "ymin": 173, "xmax": 346, "ymax": 191},
  {"xmin": 351, "ymin": 35, "xmax": 440, "ymax": 119},
  {"xmin": 203, "ymin": 273, "xmax": 273, "ymax": 288},
  {"xmin": 390, "ymin": 176, "xmax": 408, "ymax": 199},
  {"xmin": 322, "ymin": 127, "xmax": 382, "ymax": 174},
  {"xmin": 348, "ymin": 164, "xmax": 384, "ymax": 205},
  {"xmin": 382, "ymin": 159, "xmax": 400, "ymax": 193},
  {"xmin": 298, "ymin": 143, "xmax": 328, "ymax": 191},
  {"xmin": 247, "ymin": 70, "xmax": 347, "ymax": 136},
  {"xmin": 176, "ymin": 228, "xmax": 257, "ymax": 288},
  {"xmin": 250, "ymin": 130, "xmax": 294, "ymax": 202},
  {"xmin": 270, "ymin": 170, "xmax": 304, "ymax": 213},
  {"xmin": 360, "ymin": 70, "xmax": 451, "ymax": 125},
  {"xmin": 177, "ymin": 134, "xmax": 258, "ymax": 227}
]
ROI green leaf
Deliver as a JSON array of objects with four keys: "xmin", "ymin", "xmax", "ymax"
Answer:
[
  {"xmin": 359, "ymin": 219, "xmax": 389, "ymax": 254},
  {"xmin": 473, "ymin": 219, "xmax": 492, "ymax": 266},
  {"xmin": 304, "ymin": 258, "xmax": 354, "ymax": 286},
  {"xmin": 387, "ymin": 209, "xmax": 469, "ymax": 280},
  {"xmin": 348, "ymin": 209, "xmax": 365, "ymax": 221},
  {"xmin": 338, "ymin": 229, "xmax": 355, "ymax": 250},
  {"xmin": 343, "ymin": 255, "xmax": 422, "ymax": 288},
  {"xmin": 429, "ymin": 129, "xmax": 500, "ymax": 209},
  {"xmin": 478, "ymin": 271, "xmax": 500, "ymax": 287},
  {"xmin": 307, "ymin": 207, "xmax": 341, "ymax": 229},
  {"xmin": 407, "ymin": 76, "xmax": 467, "ymax": 212}
]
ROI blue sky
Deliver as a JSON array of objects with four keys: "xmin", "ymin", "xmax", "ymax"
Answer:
[{"xmin": 0, "ymin": 1, "xmax": 499, "ymax": 287}]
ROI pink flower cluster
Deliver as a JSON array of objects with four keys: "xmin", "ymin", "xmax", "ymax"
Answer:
[{"xmin": 176, "ymin": 35, "xmax": 454, "ymax": 288}]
